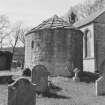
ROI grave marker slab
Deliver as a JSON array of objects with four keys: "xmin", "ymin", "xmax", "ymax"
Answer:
[
  {"xmin": 8, "ymin": 77, "xmax": 36, "ymax": 105},
  {"xmin": 96, "ymin": 76, "xmax": 105, "ymax": 96},
  {"xmin": 32, "ymin": 65, "xmax": 49, "ymax": 93},
  {"xmin": 96, "ymin": 70, "xmax": 105, "ymax": 96}
]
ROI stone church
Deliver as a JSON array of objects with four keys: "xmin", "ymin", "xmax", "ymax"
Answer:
[
  {"xmin": 73, "ymin": 9, "xmax": 105, "ymax": 73},
  {"xmin": 25, "ymin": 9, "xmax": 105, "ymax": 76},
  {"xmin": 25, "ymin": 15, "xmax": 83, "ymax": 76}
]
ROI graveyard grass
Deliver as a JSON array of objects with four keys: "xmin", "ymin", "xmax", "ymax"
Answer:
[{"xmin": 0, "ymin": 77, "xmax": 105, "ymax": 105}]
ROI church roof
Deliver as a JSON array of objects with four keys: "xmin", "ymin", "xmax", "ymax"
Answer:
[
  {"xmin": 28, "ymin": 15, "xmax": 72, "ymax": 34},
  {"xmin": 73, "ymin": 9, "xmax": 105, "ymax": 28}
]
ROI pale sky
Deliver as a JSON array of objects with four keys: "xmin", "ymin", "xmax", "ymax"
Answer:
[{"xmin": 0, "ymin": 0, "xmax": 86, "ymax": 27}]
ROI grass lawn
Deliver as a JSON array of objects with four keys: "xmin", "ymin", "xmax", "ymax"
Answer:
[
  {"xmin": 36, "ymin": 77, "xmax": 105, "ymax": 105},
  {"xmin": 0, "ymin": 77, "xmax": 105, "ymax": 105}
]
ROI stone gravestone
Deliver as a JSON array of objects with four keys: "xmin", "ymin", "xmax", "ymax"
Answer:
[
  {"xmin": 96, "ymin": 70, "xmax": 105, "ymax": 96},
  {"xmin": 32, "ymin": 65, "xmax": 49, "ymax": 94},
  {"xmin": 8, "ymin": 77, "xmax": 36, "ymax": 105}
]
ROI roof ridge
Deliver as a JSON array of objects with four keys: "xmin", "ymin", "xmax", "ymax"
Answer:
[
  {"xmin": 73, "ymin": 8, "xmax": 105, "ymax": 28},
  {"xmin": 27, "ymin": 15, "xmax": 72, "ymax": 34},
  {"xmin": 50, "ymin": 14, "xmax": 58, "ymax": 28}
]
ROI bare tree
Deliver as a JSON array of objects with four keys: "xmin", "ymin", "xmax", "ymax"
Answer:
[
  {"xmin": 0, "ymin": 15, "xmax": 10, "ymax": 48},
  {"xmin": 18, "ymin": 27, "xmax": 29, "ymax": 46},
  {"xmin": 92, "ymin": 0, "xmax": 105, "ymax": 11},
  {"xmin": 63, "ymin": 0, "xmax": 105, "ymax": 24},
  {"xmin": 9, "ymin": 22, "xmax": 28, "ymax": 54}
]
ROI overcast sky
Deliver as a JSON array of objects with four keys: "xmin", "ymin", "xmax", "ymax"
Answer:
[{"xmin": 0, "ymin": 0, "xmax": 85, "ymax": 27}]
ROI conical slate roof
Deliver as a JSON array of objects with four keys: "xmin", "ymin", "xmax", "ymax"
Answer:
[{"xmin": 30, "ymin": 15, "xmax": 72, "ymax": 32}]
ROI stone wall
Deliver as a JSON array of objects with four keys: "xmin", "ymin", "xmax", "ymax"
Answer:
[
  {"xmin": 25, "ymin": 33, "xmax": 33, "ymax": 69},
  {"xmin": 0, "ymin": 51, "xmax": 13, "ymax": 70},
  {"xmin": 80, "ymin": 23, "xmax": 95, "ymax": 72},
  {"xmin": 83, "ymin": 58, "xmax": 95, "ymax": 72},
  {"xmin": 94, "ymin": 23, "xmax": 105, "ymax": 73},
  {"xmin": 25, "ymin": 28, "xmax": 83, "ymax": 76}
]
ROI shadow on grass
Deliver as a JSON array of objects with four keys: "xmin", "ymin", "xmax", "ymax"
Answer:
[
  {"xmin": 48, "ymin": 82, "xmax": 62, "ymax": 92},
  {"xmin": 79, "ymin": 71, "xmax": 100, "ymax": 83},
  {"xmin": 101, "ymin": 93, "xmax": 105, "ymax": 96},
  {"xmin": 43, "ymin": 92, "xmax": 70, "ymax": 99},
  {"xmin": 37, "ymin": 83, "xmax": 70, "ymax": 99},
  {"xmin": 38, "ymin": 91, "xmax": 70, "ymax": 99}
]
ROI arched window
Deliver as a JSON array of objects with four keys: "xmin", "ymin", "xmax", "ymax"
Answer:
[
  {"xmin": 31, "ymin": 40, "xmax": 34, "ymax": 49},
  {"xmin": 84, "ymin": 29, "xmax": 92, "ymax": 58}
]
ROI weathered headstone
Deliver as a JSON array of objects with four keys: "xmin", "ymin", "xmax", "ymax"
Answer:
[
  {"xmin": 8, "ymin": 77, "xmax": 36, "ymax": 105},
  {"xmin": 72, "ymin": 68, "xmax": 80, "ymax": 82},
  {"xmin": 96, "ymin": 71, "xmax": 105, "ymax": 96},
  {"xmin": 32, "ymin": 65, "xmax": 49, "ymax": 93}
]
